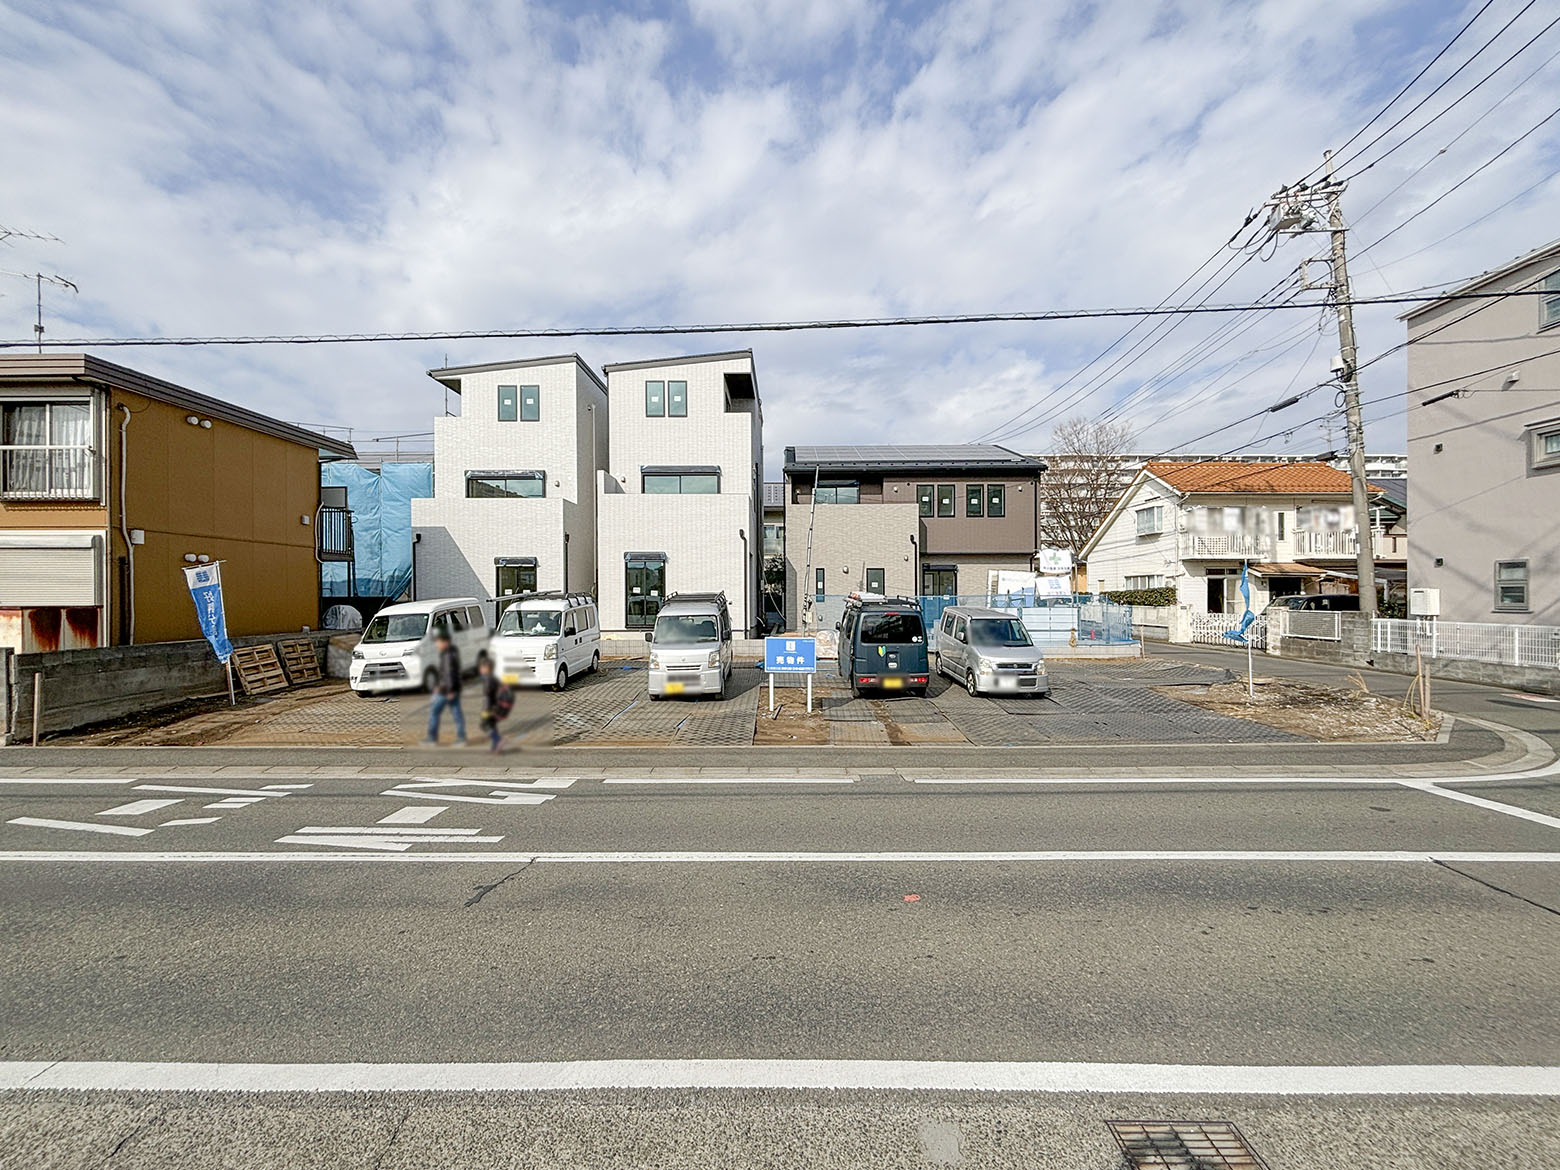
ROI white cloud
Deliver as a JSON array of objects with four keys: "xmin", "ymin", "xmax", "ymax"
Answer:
[{"xmin": 0, "ymin": 0, "xmax": 1555, "ymax": 470}]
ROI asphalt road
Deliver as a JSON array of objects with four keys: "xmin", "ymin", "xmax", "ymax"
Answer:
[{"xmin": 2, "ymin": 647, "xmax": 1558, "ymax": 1168}]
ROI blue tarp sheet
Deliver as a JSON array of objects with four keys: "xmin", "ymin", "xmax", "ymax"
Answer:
[{"xmin": 321, "ymin": 462, "xmax": 432, "ymax": 599}]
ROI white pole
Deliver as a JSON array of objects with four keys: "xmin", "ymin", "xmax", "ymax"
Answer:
[
  {"xmin": 806, "ymin": 672, "xmax": 813, "ymax": 713},
  {"xmin": 1247, "ymin": 629, "xmax": 1254, "ymax": 700},
  {"xmin": 768, "ymin": 673, "xmax": 774, "ymax": 714}
]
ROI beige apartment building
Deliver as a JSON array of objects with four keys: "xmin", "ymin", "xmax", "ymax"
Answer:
[{"xmin": 1404, "ymin": 238, "xmax": 1560, "ymax": 624}]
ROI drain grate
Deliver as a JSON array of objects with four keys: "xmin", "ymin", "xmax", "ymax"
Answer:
[{"xmin": 1107, "ymin": 1120, "xmax": 1268, "ymax": 1170}]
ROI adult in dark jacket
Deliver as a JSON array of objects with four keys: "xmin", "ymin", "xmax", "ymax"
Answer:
[{"xmin": 425, "ymin": 630, "xmax": 466, "ymax": 745}]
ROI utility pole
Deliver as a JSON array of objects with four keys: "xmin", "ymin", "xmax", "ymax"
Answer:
[{"xmin": 1256, "ymin": 154, "xmax": 1378, "ymax": 614}]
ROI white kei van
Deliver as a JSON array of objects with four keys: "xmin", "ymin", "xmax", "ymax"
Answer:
[
  {"xmin": 488, "ymin": 592, "xmax": 601, "ymax": 691},
  {"xmin": 350, "ymin": 597, "xmax": 489, "ymax": 695}
]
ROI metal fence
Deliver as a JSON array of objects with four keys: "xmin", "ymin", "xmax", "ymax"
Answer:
[
  {"xmin": 1190, "ymin": 611, "xmax": 1268, "ymax": 650},
  {"xmin": 1373, "ymin": 618, "xmax": 1560, "ymax": 670}
]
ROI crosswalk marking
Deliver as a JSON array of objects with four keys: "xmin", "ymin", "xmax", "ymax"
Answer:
[
  {"xmin": 378, "ymin": 806, "xmax": 445, "ymax": 824},
  {"xmin": 161, "ymin": 817, "xmax": 221, "ymax": 826},
  {"xmin": 7, "ymin": 817, "xmax": 153, "ymax": 837},
  {"xmin": 99, "ymin": 799, "xmax": 182, "ymax": 817}
]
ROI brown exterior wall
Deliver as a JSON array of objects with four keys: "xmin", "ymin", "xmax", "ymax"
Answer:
[
  {"xmin": 790, "ymin": 474, "xmax": 1041, "ymax": 558},
  {"xmin": 108, "ymin": 388, "xmax": 322, "ymax": 643}
]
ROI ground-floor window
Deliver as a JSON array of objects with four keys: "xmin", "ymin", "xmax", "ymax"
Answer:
[
  {"xmin": 865, "ymin": 567, "xmax": 885, "ymax": 593},
  {"xmin": 626, "ymin": 555, "xmax": 667, "ymax": 628},
  {"xmin": 496, "ymin": 559, "xmax": 537, "ymax": 598},
  {"xmin": 922, "ymin": 565, "xmax": 957, "ymax": 596}
]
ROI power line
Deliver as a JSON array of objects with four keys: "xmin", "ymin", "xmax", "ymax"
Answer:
[{"xmin": 1370, "ymin": 166, "xmax": 1558, "ymax": 270}]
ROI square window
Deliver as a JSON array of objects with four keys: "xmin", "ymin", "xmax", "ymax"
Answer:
[
  {"xmin": 519, "ymin": 385, "xmax": 540, "ymax": 421},
  {"xmin": 966, "ymin": 484, "xmax": 983, "ymax": 517},
  {"xmin": 668, "ymin": 381, "xmax": 687, "ymax": 417},
  {"xmin": 815, "ymin": 568, "xmax": 825, "ymax": 601},
  {"xmin": 1495, "ymin": 560, "xmax": 1529, "ymax": 611},
  {"xmin": 1531, "ymin": 425, "xmax": 1560, "ymax": 473},
  {"xmin": 865, "ymin": 568, "xmax": 885, "ymax": 593},
  {"xmin": 1542, "ymin": 270, "xmax": 1560, "ymax": 329},
  {"xmin": 936, "ymin": 484, "xmax": 954, "ymax": 517},
  {"xmin": 497, "ymin": 385, "xmax": 518, "ymax": 422},
  {"xmin": 645, "ymin": 380, "xmax": 665, "ymax": 417},
  {"xmin": 1548, "ymin": 433, "xmax": 1560, "ymax": 454},
  {"xmin": 987, "ymin": 484, "xmax": 1005, "ymax": 518},
  {"xmin": 917, "ymin": 484, "xmax": 934, "ymax": 517}
]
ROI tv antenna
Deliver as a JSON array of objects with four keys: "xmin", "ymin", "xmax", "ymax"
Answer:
[
  {"xmin": 0, "ymin": 224, "xmax": 63, "ymax": 247},
  {"xmin": 0, "ymin": 270, "xmax": 80, "ymax": 353}
]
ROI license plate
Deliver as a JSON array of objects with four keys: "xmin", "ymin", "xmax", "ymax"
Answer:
[
  {"xmin": 502, "ymin": 674, "xmax": 520, "ymax": 685},
  {"xmin": 665, "ymin": 682, "xmax": 685, "ymax": 695},
  {"xmin": 883, "ymin": 677, "xmax": 903, "ymax": 689},
  {"xmin": 997, "ymin": 677, "xmax": 1018, "ymax": 690}
]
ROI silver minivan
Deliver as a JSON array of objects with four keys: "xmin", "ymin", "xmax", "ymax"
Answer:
[
  {"xmin": 646, "ymin": 592, "xmax": 734, "ymax": 700},
  {"xmin": 936, "ymin": 606, "xmax": 1051, "ymax": 697}
]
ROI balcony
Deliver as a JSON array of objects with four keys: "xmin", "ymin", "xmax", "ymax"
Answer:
[
  {"xmin": 1292, "ymin": 529, "xmax": 1360, "ymax": 558},
  {"xmin": 1177, "ymin": 533, "xmax": 1269, "ymax": 559}
]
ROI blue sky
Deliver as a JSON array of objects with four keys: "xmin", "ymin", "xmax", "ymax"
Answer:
[{"xmin": 1, "ymin": 0, "xmax": 1556, "ymax": 472}]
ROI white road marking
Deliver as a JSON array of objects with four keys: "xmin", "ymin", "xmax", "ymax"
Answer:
[
  {"xmin": 1399, "ymin": 781, "xmax": 1560, "ymax": 831},
  {"xmin": 378, "ymin": 806, "xmax": 446, "ymax": 824},
  {"xmin": 262, "ymin": 784, "xmax": 314, "ymax": 790},
  {"xmin": 1, "ymin": 1059, "xmax": 1556, "ymax": 1095},
  {"xmin": 0, "ymin": 778, "xmax": 137, "ymax": 786},
  {"xmin": 276, "ymin": 832, "xmax": 505, "ymax": 851},
  {"xmin": 909, "ymin": 777, "xmax": 1405, "ymax": 785},
  {"xmin": 6, "ymin": 818, "xmax": 153, "ymax": 838},
  {"xmin": 380, "ymin": 789, "xmax": 554, "ymax": 806},
  {"xmin": 135, "ymin": 784, "xmax": 289, "ymax": 798},
  {"xmin": 3, "ymin": 850, "xmax": 1560, "ymax": 864},
  {"xmin": 603, "ymin": 778, "xmax": 856, "ymax": 785},
  {"xmin": 204, "ymin": 799, "xmax": 262, "ymax": 809},
  {"xmin": 99, "ymin": 799, "xmax": 182, "ymax": 817},
  {"xmin": 161, "ymin": 818, "xmax": 220, "ymax": 826},
  {"xmin": 293, "ymin": 826, "xmax": 486, "ymax": 836},
  {"xmin": 395, "ymin": 777, "xmax": 579, "ymax": 791},
  {"xmin": 275, "ymin": 836, "xmax": 413, "ymax": 852}
]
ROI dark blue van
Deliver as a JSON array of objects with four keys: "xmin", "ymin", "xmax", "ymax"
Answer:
[{"xmin": 837, "ymin": 595, "xmax": 930, "ymax": 697}]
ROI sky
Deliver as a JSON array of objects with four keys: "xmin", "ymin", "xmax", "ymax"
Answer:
[{"xmin": 1, "ymin": 0, "xmax": 1556, "ymax": 474}]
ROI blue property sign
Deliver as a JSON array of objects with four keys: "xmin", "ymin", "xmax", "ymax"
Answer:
[
  {"xmin": 765, "ymin": 636, "xmax": 816, "ymax": 674},
  {"xmin": 183, "ymin": 562, "xmax": 234, "ymax": 664}
]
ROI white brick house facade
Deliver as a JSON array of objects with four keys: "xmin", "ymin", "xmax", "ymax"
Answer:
[
  {"xmin": 411, "ymin": 356, "xmax": 607, "ymax": 622},
  {"xmin": 596, "ymin": 351, "xmax": 762, "ymax": 634}
]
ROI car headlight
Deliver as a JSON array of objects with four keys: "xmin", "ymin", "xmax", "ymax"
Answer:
[
  {"xmin": 544, "ymin": 644, "xmax": 558, "ymax": 659},
  {"xmin": 351, "ymin": 649, "xmax": 364, "ymax": 660},
  {"xmin": 706, "ymin": 651, "xmax": 720, "ymax": 669},
  {"xmin": 1036, "ymin": 662, "xmax": 1047, "ymax": 674},
  {"xmin": 649, "ymin": 652, "xmax": 661, "ymax": 669},
  {"xmin": 978, "ymin": 662, "xmax": 994, "ymax": 675}
]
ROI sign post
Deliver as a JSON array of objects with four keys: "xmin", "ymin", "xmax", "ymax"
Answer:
[
  {"xmin": 1220, "ymin": 560, "xmax": 1257, "ymax": 699},
  {"xmin": 183, "ymin": 562, "xmax": 236, "ymax": 704},
  {"xmin": 764, "ymin": 636, "xmax": 818, "ymax": 714}
]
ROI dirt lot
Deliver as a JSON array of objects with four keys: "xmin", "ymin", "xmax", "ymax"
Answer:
[{"xmin": 1169, "ymin": 676, "xmax": 1443, "ymax": 742}]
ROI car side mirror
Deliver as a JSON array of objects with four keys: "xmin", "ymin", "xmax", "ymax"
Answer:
[
  {"xmin": 834, "ymin": 621, "xmax": 841, "ymax": 631},
  {"xmin": 643, "ymin": 632, "xmax": 652, "ymax": 642}
]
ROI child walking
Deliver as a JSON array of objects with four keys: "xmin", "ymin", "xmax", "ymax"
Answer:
[{"xmin": 477, "ymin": 657, "xmax": 513, "ymax": 753}]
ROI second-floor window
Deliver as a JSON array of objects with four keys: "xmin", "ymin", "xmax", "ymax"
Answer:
[
  {"xmin": 986, "ymin": 484, "xmax": 1005, "ymax": 517},
  {"xmin": 1542, "ymin": 270, "xmax": 1560, "ymax": 329},
  {"xmin": 498, "ymin": 385, "xmax": 539, "ymax": 422},
  {"xmin": 643, "ymin": 471, "xmax": 719, "ymax": 494},
  {"xmin": 815, "ymin": 482, "xmax": 859, "ymax": 504},
  {"xmin": 937, "ymin": 484, "xmax": 955, "ymax": 517},
  {"xmin": 1, "ymin": 401, "xmax": 93, "ymax": 499},
  {"xmin": 966, "ymin": 485, "xmax": 983, "ymax": 516},
  {"xmin": 645, "ymin": 380, "xmax": 688, "ymax": 417},
  {"xmin": 1135, "ymin": 505, "xmax": 1164, "ymax": 535},
  {"xmin": 466, "ymin": 471, "xmax": 545, "ymax": 498}
]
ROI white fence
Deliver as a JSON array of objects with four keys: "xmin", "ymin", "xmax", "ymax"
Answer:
[
  {"xmin": 1373, "ymin": 619, "xmax": 1560, "ymax": 670},
  {"xmin": 1286, "ymin": 611, "xmax": 1342, "ymax": 641},
  {"xmin": 1190, "ymin": 612, "xmax": 1267, "ymax": 650}
]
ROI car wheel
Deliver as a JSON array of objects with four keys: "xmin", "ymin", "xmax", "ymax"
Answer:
[
  {"xmin": 911, "ymin": 687, "xmax": 927, "ymax": 698},
  {"xmin": 352, "ymin": 688, "xmax": 371, "ymax": 699},
  {"xmin": 590, "ymin": 651, "xmax": 600, "ymax": 674},
  {"xmin": 965, "ymin": 670, "xmax": 979, "ymax": 697},
  {"xmin": 554, "ymin": 666, "xmax": 569, "ymax": 693},
  {"xmin": 422, "ymin": 668, "xmax": 439, "ymax": 694}
]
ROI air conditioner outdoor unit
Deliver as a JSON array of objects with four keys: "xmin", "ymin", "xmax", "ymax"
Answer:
[{"xmin": 1409, "ymin": 588, "xmax": 1440, "ymax": 617}]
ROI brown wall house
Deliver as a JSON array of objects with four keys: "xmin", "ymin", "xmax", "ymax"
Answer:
[{"xmin": 0, "ymin": 354, "xmax": 354, "ymax": 652}]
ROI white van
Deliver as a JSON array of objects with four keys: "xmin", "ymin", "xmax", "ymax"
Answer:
[
  {"xmin": 489, "ymin": 592, "xmax": 601, "ymax": 691},
  {"xmin": 646, "ymin": 592, "xmax": 733, "ymax": 700},
  {"xmin": 350, "ymin": 597, "xmax": 489, "ymax": 695}
]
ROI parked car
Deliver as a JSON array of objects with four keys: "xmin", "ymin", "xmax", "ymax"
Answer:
[
  {"xmin": 350, "ymin": 597, "xmax": 488, "ymax": 695},
  {"xmin": 935, "ymin": 606, "xmax": 1051, "ymax": 697},
  {"xmin": 837, "ymin": 594, "xmax": 929, "ymax": 697},
  {"xmin": 488, "ymin": 592, "xmax": 600, "ymax": 692},
  {"xmin": 646, "ymin": 592, "xmax": 734, "ymax": 700},
  {"xmin": 1293, "ymin": 593, "xmax": 1361, "ymax": 612},
  {"xmin": 1263, "ymin": 595, "xmax": 1308, "ymax": 614}
]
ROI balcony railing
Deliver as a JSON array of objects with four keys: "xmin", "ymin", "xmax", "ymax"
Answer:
[
  {"xmin": 316, "ymin": 504, "xmax": 355, "ymax": 563},
  {"xmin": 1177, "ymin": 533, "xmax": 1268, "ymax": 559},
  {"xmin": 1293, "ymin": 529, "xmax": 1360, "ymax": 557},
  {"xmin": 0, "ymin": 446, "xmax": 96, "ymax": 501}
]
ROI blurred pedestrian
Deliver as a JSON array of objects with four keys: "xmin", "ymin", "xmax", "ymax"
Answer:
[
  {"xmin": 477, "ymin": 656, "xmax": 513, "ymax": 753},
  {"xmin": 424, "ymin": 629, "xmax": 465, "ymax": 745}
]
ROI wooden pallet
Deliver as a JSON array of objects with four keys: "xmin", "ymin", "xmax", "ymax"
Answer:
[
  {"xmin": 276, "ymin": 638, "xmax": 322, "ymax": 684},
  {"xmin": 232, "ymin": 644, "xmax": 289, "ymax": 696}
]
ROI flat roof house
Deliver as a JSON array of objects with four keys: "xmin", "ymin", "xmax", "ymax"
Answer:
[
  {"xmin": 782, "ymin": 444, "xmax": 1046, "ymax": 630},
  {"xmin": 1403, "ymin": 237, "xmax": 1560, "ymax": 624},
  {"xmin": 0, "ymin": 353, "xmax": 355, "ymax": 652},
  {"xmin": 596, "ymin": 351, "xmax": 762, "ymax": 634},
  {"xmin": 411, "ymin": 356, "xmax": 608, "ymax": 623}
]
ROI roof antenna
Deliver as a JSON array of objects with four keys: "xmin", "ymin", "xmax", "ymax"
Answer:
[{"xmin": 0, "ymin": 269, "xmax": 79, "ymax": 353}]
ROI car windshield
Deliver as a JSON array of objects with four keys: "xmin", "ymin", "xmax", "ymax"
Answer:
[
  {"xmin": 360, "ymin": 613, "xmax": 429, "ymax": 644},
  {"xmin": 498, "ymin": 608, "xmax": 562, "ymax": 636},
  {"xmin": 859, "ymin": 612, "xmax": 924, "ymax": 644},
  {"xmin": 970, "ymin": 617, "xmax": 1031, "ymax": 647},
  {"xmin": 654, "ymin": 615, "xmax": 719, "ymax": 644}
]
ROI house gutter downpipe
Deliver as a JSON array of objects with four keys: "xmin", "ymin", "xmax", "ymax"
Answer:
[{"xmin": 117, "ymin": 404, "xmax": 134, "ymax": 645}]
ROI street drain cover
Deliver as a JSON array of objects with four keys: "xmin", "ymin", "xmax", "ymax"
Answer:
[{"xmin": 1107, "ymin": 1120, "xmax": 1268, "ymax": 1170}]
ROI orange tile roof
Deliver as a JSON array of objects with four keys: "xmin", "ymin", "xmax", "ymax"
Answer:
[{"xmin": 1143, "ymin": 461, "xmax": 1359, "ymax": 494}]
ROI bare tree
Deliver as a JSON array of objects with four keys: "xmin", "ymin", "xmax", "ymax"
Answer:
[{"xmin": 1038, "ymin": 417, "xmax": 1137, "ymax": 554}]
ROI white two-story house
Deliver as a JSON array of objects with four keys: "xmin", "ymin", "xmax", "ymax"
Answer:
[
  {"xmin": 596, "ymin": 351, "xmax": 762, "ymax": 634},
  {"xmin": 411, "ymin": 355, "xmax": 608, "ymax": 622},
  {"xmin": 1079, "ymin": 461, "xmax": 1404, "ymax": 615}
]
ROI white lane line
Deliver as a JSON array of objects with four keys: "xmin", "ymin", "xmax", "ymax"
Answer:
[
  {"xmin": 1399, "ymin": 781, "xmax": 1560, "ymax": 831},
  {"xmin": 603, "ymin": 778, "xmax": 856, "ymax": 785},
  {"xmin": 908, "ymin": 777, "xmax": 1404, "ymax": 785},
  {"xmin": 276, "ymin": 834, "xmax": 505, "ymax": 851},
  {"xmin": 380, "ymin": 789, "xmax": 554, "ymax": 806},
  {"xmin": 0, "ymin": 778, "xmax": 137, "ymax": 786},
  {"xmin": 378, "ymin": 806, "xmax": 446, "ymax": 825},
  {"xmin": 276, "ymin": 836, "xmax": 413, "ymax": 853},
  {"xmin": 204, "ymin": 799, "xmax": 261, "ymax": 809},
  {"xmin": 161, "ymin": 818, "xmax": 220, "ymax": 827},
  {"xmin": 6, "ymin": 818, "xmax": 153, "ymax": 838},
  {"xmin": 135, "ymin": 784, "xmax": 289, "ymax": 798},
  {"xmin": 99, "ymin": 799, "xmax": 183, "ymax": 817},
  {"xmin": 262, "ymin": 784, "xmax": 314, "ymax": 791},
  {"xmin": 293, "ymin": 826, "xmax": 485, "ymax": 836},
  {"xmin": 395, "ymin": 777, "xmax": 579, "ymax": 791},
  {"xmin": 3, "ymin": 850, "xmax": 1560, "ymax": 864},
  {"xmin": 1, "ymin": 1059, "xmax": 1556, "ymax": 1095}
]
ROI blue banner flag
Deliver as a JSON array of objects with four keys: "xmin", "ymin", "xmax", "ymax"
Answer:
[
  {"xmin": 183, "ymin": 562, "xmax": 235, "ymax": 664},
  {"xmin": 1221, "ymin": 563, "xmax": 1257, "ymax": 643}
]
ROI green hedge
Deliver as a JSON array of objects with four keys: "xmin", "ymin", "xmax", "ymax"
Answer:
[{"xmin": 1103, "ymin": 587, "xmax": 1177, "ymax": 607}]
